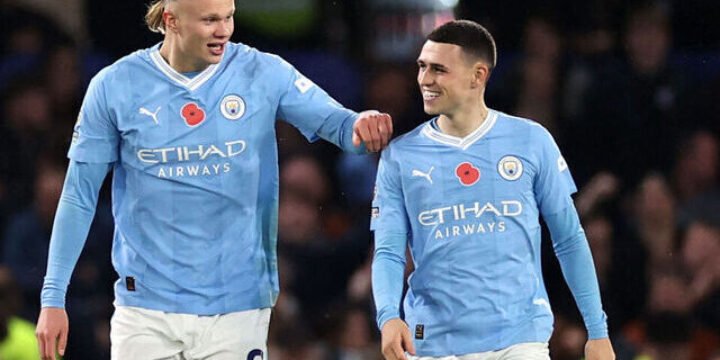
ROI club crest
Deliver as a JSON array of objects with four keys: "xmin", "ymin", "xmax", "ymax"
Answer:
[
  {"xmin": 220, "ymin": 95, "xmax": 246, "ymax": 120},
  {"xmin": 498, "ymin": 156, "xmax": 523, "ymax": 181}
]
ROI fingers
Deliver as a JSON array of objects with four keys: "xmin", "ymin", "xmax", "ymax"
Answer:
[
  {"xmin": 354, "ymin": 112, "xmax": 393, "ymax": 152},
  {"xmin": 36, "ymin": 333, "xmax": 45, "ymax": 359},
  {"xmin": 402, "ymin": 327, "xmax": 416, "ymax": 355},
  {"xmin": 367, "ymin": 116, "xmax": 382, "ymax": 152},
  {"xmin": 58, "ymin": 327, "xmax": 68, "ymax": 357},
  {"xmin": 392, "ymin": 344, "xmax": 408, "ymax": 360},
  {"xmin": 352, "ymin": 131, "xmax": 361, "ymax": 147},
  {"xmin": 377, "ymin": 114, "xmax": 392, "ymax": 149},
  {"xmin": 37, "ymin": 331, "xmax": 57, "ymax": 360},
  {"xmin": 382, "ymin": 113, "xmax": 394, "ymax": 143},
  {"xmin": 354, "ymin": 120, "xmax": 374, "ymax": 151},
  {"xmin": 383, "ymin": 342, "xmax": 407, "ymax": 360}
]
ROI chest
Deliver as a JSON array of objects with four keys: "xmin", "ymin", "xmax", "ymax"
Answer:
[
  {"xmin": 397, "ymin": 144, "xmax": 538, "ymax": 208},
  {"xmin": 112, "ymin": 74, "xmax": 278, "ymax": 152}
]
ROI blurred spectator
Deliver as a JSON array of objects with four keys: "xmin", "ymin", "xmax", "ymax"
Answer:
[
  {"xmin": 575, "ymin": 172, "xmax": 620, "ymax": 218},
  {"xmin": 278, "ymin": 187, "xmax": 367, "ymax": 335},
  {"xmin": 572, "ymin": 1, "xmax": 692, "ymax": 189},
  {"xmin": 632, "ymin": 311, "xmax": 693, "ymax": 360},
  {"xmin": 491, "ymin": 13, "xmax": 566, "ymax": 137},
  {"xmin": 0, "ymin": 6, "xmax": 70, "ymax": 88},
  {"xmin": 0, "ymin": 266, "xmax": 40, "ymax": 360},
  {"xmin": 2, "ymin": 157, "xmax": 112, "ymax": 358},
  {"xmin": 43, "ymin": 45, "xmax": 84, "ymax": 123},
  {"xmin": 4, "ymin": 0, "xmax": 86, "ymax": 45},
  {"xmin": 672, "ymin": 130, "xmax": 719, "ymax": 204},
  {"xmin": 681, "ymin": 220, "xmax": 720, "ymax": 334},
  {"xmin": 0, "ymin": 80, "xmax": 54, "ymax": 212},
  {"xmin": 548, "ymin": 314, "xmax": 586, "ymax": 360},
  {"xmin": 363, "ymin": 64, "xmax": 423, "ymax": 137},
  {"xmin": 327, "ymin": 303, "xmax": 380, "ymax": 360},
  {"xmin": 281, "ymin": 154, "xmax": 331, "ymax": 205},
  {"xmin": 633, "ymin": 174, "xmax": 678, "ymax": 267},
  {"xmin": 2, "ymin": 158, "xmax": 64, "ymax": 314}
]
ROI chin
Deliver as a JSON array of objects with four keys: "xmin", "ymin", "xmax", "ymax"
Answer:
[
  {"xmin": 423, "ymin": 105, "xmax": 440, "ymax": 115},
  {"xmin": 205, "ymin": 56, "xmax": 222, "ymax": 64}
]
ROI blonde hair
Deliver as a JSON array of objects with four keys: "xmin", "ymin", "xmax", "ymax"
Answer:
[{"xmin": 145, "ymin": 0, "xmax": 171, "ymax": 34}]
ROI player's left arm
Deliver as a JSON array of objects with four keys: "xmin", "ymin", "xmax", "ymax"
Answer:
[
  {"xmin": 275, "ymin": 60, "xmax": 392, "ymax": 153},
  {"xmin": 544, "ymin": 205, "xmax": 615, "ymax": 359},
  {"xmin": 532, "ymin": 127, "xmax": 614, "ymax": 359}
]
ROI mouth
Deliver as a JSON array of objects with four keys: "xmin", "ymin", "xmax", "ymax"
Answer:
[
  {"xmin": 422, "ymin": 90, "xmax": 440, "ymax": 101},
  {"xmin": 208, "ymin": 42, "xmax": 226, "ymax": 56}
]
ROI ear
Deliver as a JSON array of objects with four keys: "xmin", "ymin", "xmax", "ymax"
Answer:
[
  {"xmin": 163, "ymin": 10, "xmax": 178, "ymax": 33},
  {"xmin": 471, "ymin": 62, "xmax": 490, "ymax": 89}
]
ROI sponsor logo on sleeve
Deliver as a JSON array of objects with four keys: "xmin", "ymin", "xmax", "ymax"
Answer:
[
  {"xmin": 294, "ymin": 73, "xmax": 314, "ymax": 94},
  {"xmin": 557, "ymin": 155, "xmax": 568, "ymax": 172}
]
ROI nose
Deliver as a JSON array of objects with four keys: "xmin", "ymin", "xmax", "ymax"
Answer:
[
  {"xmin": 418, "ymin": 68, "xmax": 433, "ymax": 86},
  {"xmin": 216, "ymin": 19, "xmax": 233, "ymax": 38}
]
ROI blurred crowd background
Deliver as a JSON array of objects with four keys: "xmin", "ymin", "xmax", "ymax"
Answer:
[{"xmin": 0, "ymin": 0, "xmax": 719, "ymax": 359}]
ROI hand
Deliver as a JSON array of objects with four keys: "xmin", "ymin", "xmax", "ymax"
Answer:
[
  {"xmin": 36, "ymin": 307, "xmax": 69, "ymax": 360},
  {"xmin": 353, "ymin": 110, "xmax": 393, "ymax": 152},
  {"xmin": 585, "ymin": 338, "xmax": 615, "ymax": 360},
  {"xmin": 380, "ymin": 318, "xmax": 416, "ymax": 360}
]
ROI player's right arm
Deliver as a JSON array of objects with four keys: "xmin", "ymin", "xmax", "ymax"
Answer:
[
  {"xmin": 370, "ymin": 147, "xmax": 416, "ymax": 360},
  {"xmin": 37, "ymin": 68, "xmax": 119, "ymax": 360},
  {"xmin": 36, "ymin": 160, "xmax": 110, "ymax": 360}
]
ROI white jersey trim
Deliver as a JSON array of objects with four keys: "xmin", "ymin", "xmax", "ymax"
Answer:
[
  {"xmin": 149, "ymin": 48, "xmax": 222, "ymax": 92},
  {"xmin": 421, "ymin": 109, "xmax": 498, "ymax": 150}
]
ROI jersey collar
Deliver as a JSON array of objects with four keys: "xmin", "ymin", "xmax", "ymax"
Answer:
[
  {"xmin": 149, "ymin": 46, "xmax": 222, "ymax": 91},
  {"xmin": 421, "ymin": 109, "xmax": 498, "ymax": 149}
]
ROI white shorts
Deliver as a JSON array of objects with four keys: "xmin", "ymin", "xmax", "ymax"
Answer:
[
  {"xmin": 110, "ymin": 305, "xmax": 270, "ymax": 360},
  {"xmin": 408, "ymin": 342, "xmax": 549, "ymax": 360}
]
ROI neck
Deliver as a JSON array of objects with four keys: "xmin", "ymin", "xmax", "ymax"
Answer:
[
  {"xmin": 159, "ymin": 38, "xmax": 208, "ymax": 73},
  {"xmin": 437, "ymin": 100, "xmax": 489, "ymax": 138}
]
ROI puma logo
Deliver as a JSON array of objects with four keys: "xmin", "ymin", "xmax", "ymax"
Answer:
[
  {"xmin": 411, "ymin": 166, "xmax": 434, "ymax": 184},
  {"xmin": 139, "ymin": 106, "xmax": 161, "ymax": 124}
]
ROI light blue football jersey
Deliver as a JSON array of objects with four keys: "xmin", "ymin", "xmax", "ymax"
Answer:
[
  {"xmin": 68, "ymin": 42, "xmax": 359, "ymax": 315},
  {"xmin": 371, "ymin": 110, "xmax": 580, "ymax": 355}
]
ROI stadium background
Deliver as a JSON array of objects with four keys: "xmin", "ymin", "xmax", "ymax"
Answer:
[{"xmin": 0, "ymin": 0, "xmax": 719, "ymax": 359}]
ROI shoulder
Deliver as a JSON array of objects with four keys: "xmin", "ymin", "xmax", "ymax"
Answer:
[
  {"xmin": 494, "ymin": 111, "xmax": 544, "ymax": 132},
  {"xmin": 379, "ymin": 119, "xmax": 432, "ymax": 162},
  {"xmin": 493, "ymin": 110, "xmax": 555, "ymax": 144},
  {"xmin": 390, "ymin": 119, "xmax": 432, "ymax": 149},
  {"xmin": 228, "ymin": 42, "xmax": 293, "ymax": 70},
  {"xmin": 223, "ymin": 42, "xmax": 296, "ymax": 85},
  {"xmin": 88, "ymin": 47, "xmax": 150, "ymax": 87}
]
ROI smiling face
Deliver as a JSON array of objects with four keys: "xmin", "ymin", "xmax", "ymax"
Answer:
[
  {"xmin": 165, "ymin": 0, "xmax": 235, "ymax": 71},
  {"xmin": 416, "ymin": 40, "xmax": 487, "ymax": 118}
]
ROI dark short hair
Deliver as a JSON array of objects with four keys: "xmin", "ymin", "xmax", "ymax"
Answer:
[{"xmin": 427, "ymin": 20, "xmax": 497, "ymax": 70}]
